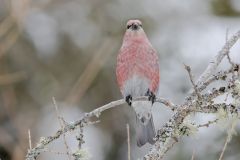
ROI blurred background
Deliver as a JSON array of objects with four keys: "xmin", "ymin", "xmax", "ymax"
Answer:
[{"xmin": 0, "ymin": 0, "xmax": 240, "ymax": 160}]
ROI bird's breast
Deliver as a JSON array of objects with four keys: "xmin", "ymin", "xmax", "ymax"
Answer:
[{"xmin": 116, "ymin": 41, "xmax": 159, "ymax": 96}]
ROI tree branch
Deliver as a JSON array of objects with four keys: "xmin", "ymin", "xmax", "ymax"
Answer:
[
  {"xmin": 144, "ymin": 30, "xmax": 240, "ymax": 160},
  {"xmin": 196, "ymin": 30, "xmax": 240, "ymax": 85},
  {"xmin": 26, "ymin": 30, "xmax": 240, "ymax": 160},
  {"xmin": 26, "ymin": 97, "xmax": 175, "ymax": 160}
]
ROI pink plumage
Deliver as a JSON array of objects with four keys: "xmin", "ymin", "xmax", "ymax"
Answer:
[{"xmin": 116, "ymin": 19, "xmax": 160, "ymax": 147}]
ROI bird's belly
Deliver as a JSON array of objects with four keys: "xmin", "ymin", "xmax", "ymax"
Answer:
[{"xmin": 122, "ymin": 74, "xmax": 150, "ymax": 97}]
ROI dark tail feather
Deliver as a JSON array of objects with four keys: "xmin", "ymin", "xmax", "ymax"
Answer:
[{"xmin": 136, "ymin": 115, "xmax": 156, "ymax": 147}]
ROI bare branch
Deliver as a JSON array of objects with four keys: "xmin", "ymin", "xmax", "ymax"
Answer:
[
  {"xmin": 197, "ymin": 30, "xmax": 240, "ymax": 85},
  {"xmin": 85, "ymin": 97, "xmax": 176, "ymax": 118}
]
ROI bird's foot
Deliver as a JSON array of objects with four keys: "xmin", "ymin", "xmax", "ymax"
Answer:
[
  {"xmin": 125, "ymin": 95, "xmax": 132, "ymax": 106},
  {"xmin": 145, "ymin": 89, "xmax": 156, "ymax": 105}
]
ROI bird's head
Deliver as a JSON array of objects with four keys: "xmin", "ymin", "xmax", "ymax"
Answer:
[
  {"xmin": 126, "ymin": 19, "xmax": 143, "ymax": 31},
  {"xmin": 123, "ymin": 19, "xmax": 147, "ymax": 42}
]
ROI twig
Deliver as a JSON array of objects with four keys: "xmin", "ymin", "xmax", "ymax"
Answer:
[
  {"xmin": 184, "ymin": 64, "xmax": 201, "ymax": 99},
  {"xmin": 219, "ymin": 135, "xmax": 229, "ymax": 160},
  {"xmin": 76, "ymin": 125, "xmax": 84, "ymax": 149},
  {"xmin": 227, "ymin": 51, "xmax": 235, "ymax": 68},
  {"xmin": 224, "ymin": 92, "xmax": 229, "ymax": 102},
  {"xmin": 196, "ymin": 69, "xmax": 232, "ymax": 93},
  {"xmin": 85, "ymin": 97, "xmax": 176, "ymax": 118},
  {"xmin": 225, "ymin": 29, "xmax": 235, "ymax": 67},
  {"xmin": 43, "ymin": 148, "xmax": 67, "ymax": 155},
  {"xmin": 28, "ymin": 129, "xmax": 32, "ymax": 150},
  {"xmin": 76, "ymin": 119, "xmax": 99, "ymax": 149},
  {"xmin": 197, "ymin": 119, "xmax": 218, "ymax": 128},
  {"xmin": 218, "ymin": 118, "xmax": 237, "ymax": 160},
  {"xmin": 225, "ymin": 28, "xmax": 229, "ymax": 43},
  {"xmin": 126, "ymin": 124, "xmax": 131, "ymax": 160},
  {"xmin": 52, "ymin": 97, "xmax": 72, "ymax": 160},
  {"xmin": 88, "ymin": 120, "xmax": 100, "ymax": 125},
  {"xmin": 191, "ymin": 149, "xmax": 195, "ymax": 160}
]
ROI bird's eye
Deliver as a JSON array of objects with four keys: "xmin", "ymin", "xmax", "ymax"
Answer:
[{"xmin": 127, "ymin": 24, "xmax": 131, "ymax": 29}]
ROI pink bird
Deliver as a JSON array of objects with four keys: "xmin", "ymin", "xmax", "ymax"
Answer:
[{"xmin": 116, "ymin": 19, "xmax": 160, "ymax": 147}]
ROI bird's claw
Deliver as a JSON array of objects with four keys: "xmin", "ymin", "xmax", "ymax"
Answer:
[
  {"xmin": 145, "ymin": 89, "xmax": 156, "ymax": 105},
  {"xmin": 126, "ymin": 95, "xmax": 132, "ymax": 106}
]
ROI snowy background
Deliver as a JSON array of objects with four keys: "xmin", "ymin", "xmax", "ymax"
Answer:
[{"xmin": 0, "ymin": 0, "xmax": 240, "ymax": 160}]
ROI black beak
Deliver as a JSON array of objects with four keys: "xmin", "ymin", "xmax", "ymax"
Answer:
[{"xmin": 132, "ymin": 24, "xmax": 138, "ymax": 30}]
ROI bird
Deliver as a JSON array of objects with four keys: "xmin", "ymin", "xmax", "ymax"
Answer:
[{"xmin": 116, "ymin": 19, "xmax": 160, "ymax": 147}]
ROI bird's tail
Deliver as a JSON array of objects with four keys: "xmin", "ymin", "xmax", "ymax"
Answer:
[{"xmin": 136, "ymin": 114, "xmax": 156, "ymax": 147}]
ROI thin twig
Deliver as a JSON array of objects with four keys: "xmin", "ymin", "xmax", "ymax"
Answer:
[
  {"xmin": 28, "ymin": 129, "xmax": 32, "ymax": 150},
  {"xmin": 76, "ymin": 119, "xmax": 100, "ymax": 149},
  {"xmin": 191, "ymin": 149, "xmax": 195, "ymax": 160},
  {"xmin": 126, "ymin": 124, "xmax": 131, "ymax": 160},
  {"xmin": 43, "ymin": 148, "xmax": 67, "ymax": 155},
  {"xmin": 52, "ymin": 97, "xmax": 72, "ymax": 160},
  {"xmin": 225, "ymin": 28, "xmax": 229, "ymax": 42},
  {"xmin": 225, "ymin": 28, "xmax": 235, "ymax": 67},
  {"xmin": 184, "ymin": 64, "xmax": 201, "ymax": 99},
  {"xmin": 88, "ymin": 120, "xmax": 100, "ymax": 125},
  {"xmin": 218, "ymin": 135, "xmax": 229, "ymax": 160},
  {"xmin": 218, "ymin": 118, "xmax": 237, "ymax": 160},
  {"xmin": 197, "ymin": 119, "xmax": 219, "ymax": 128}
]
